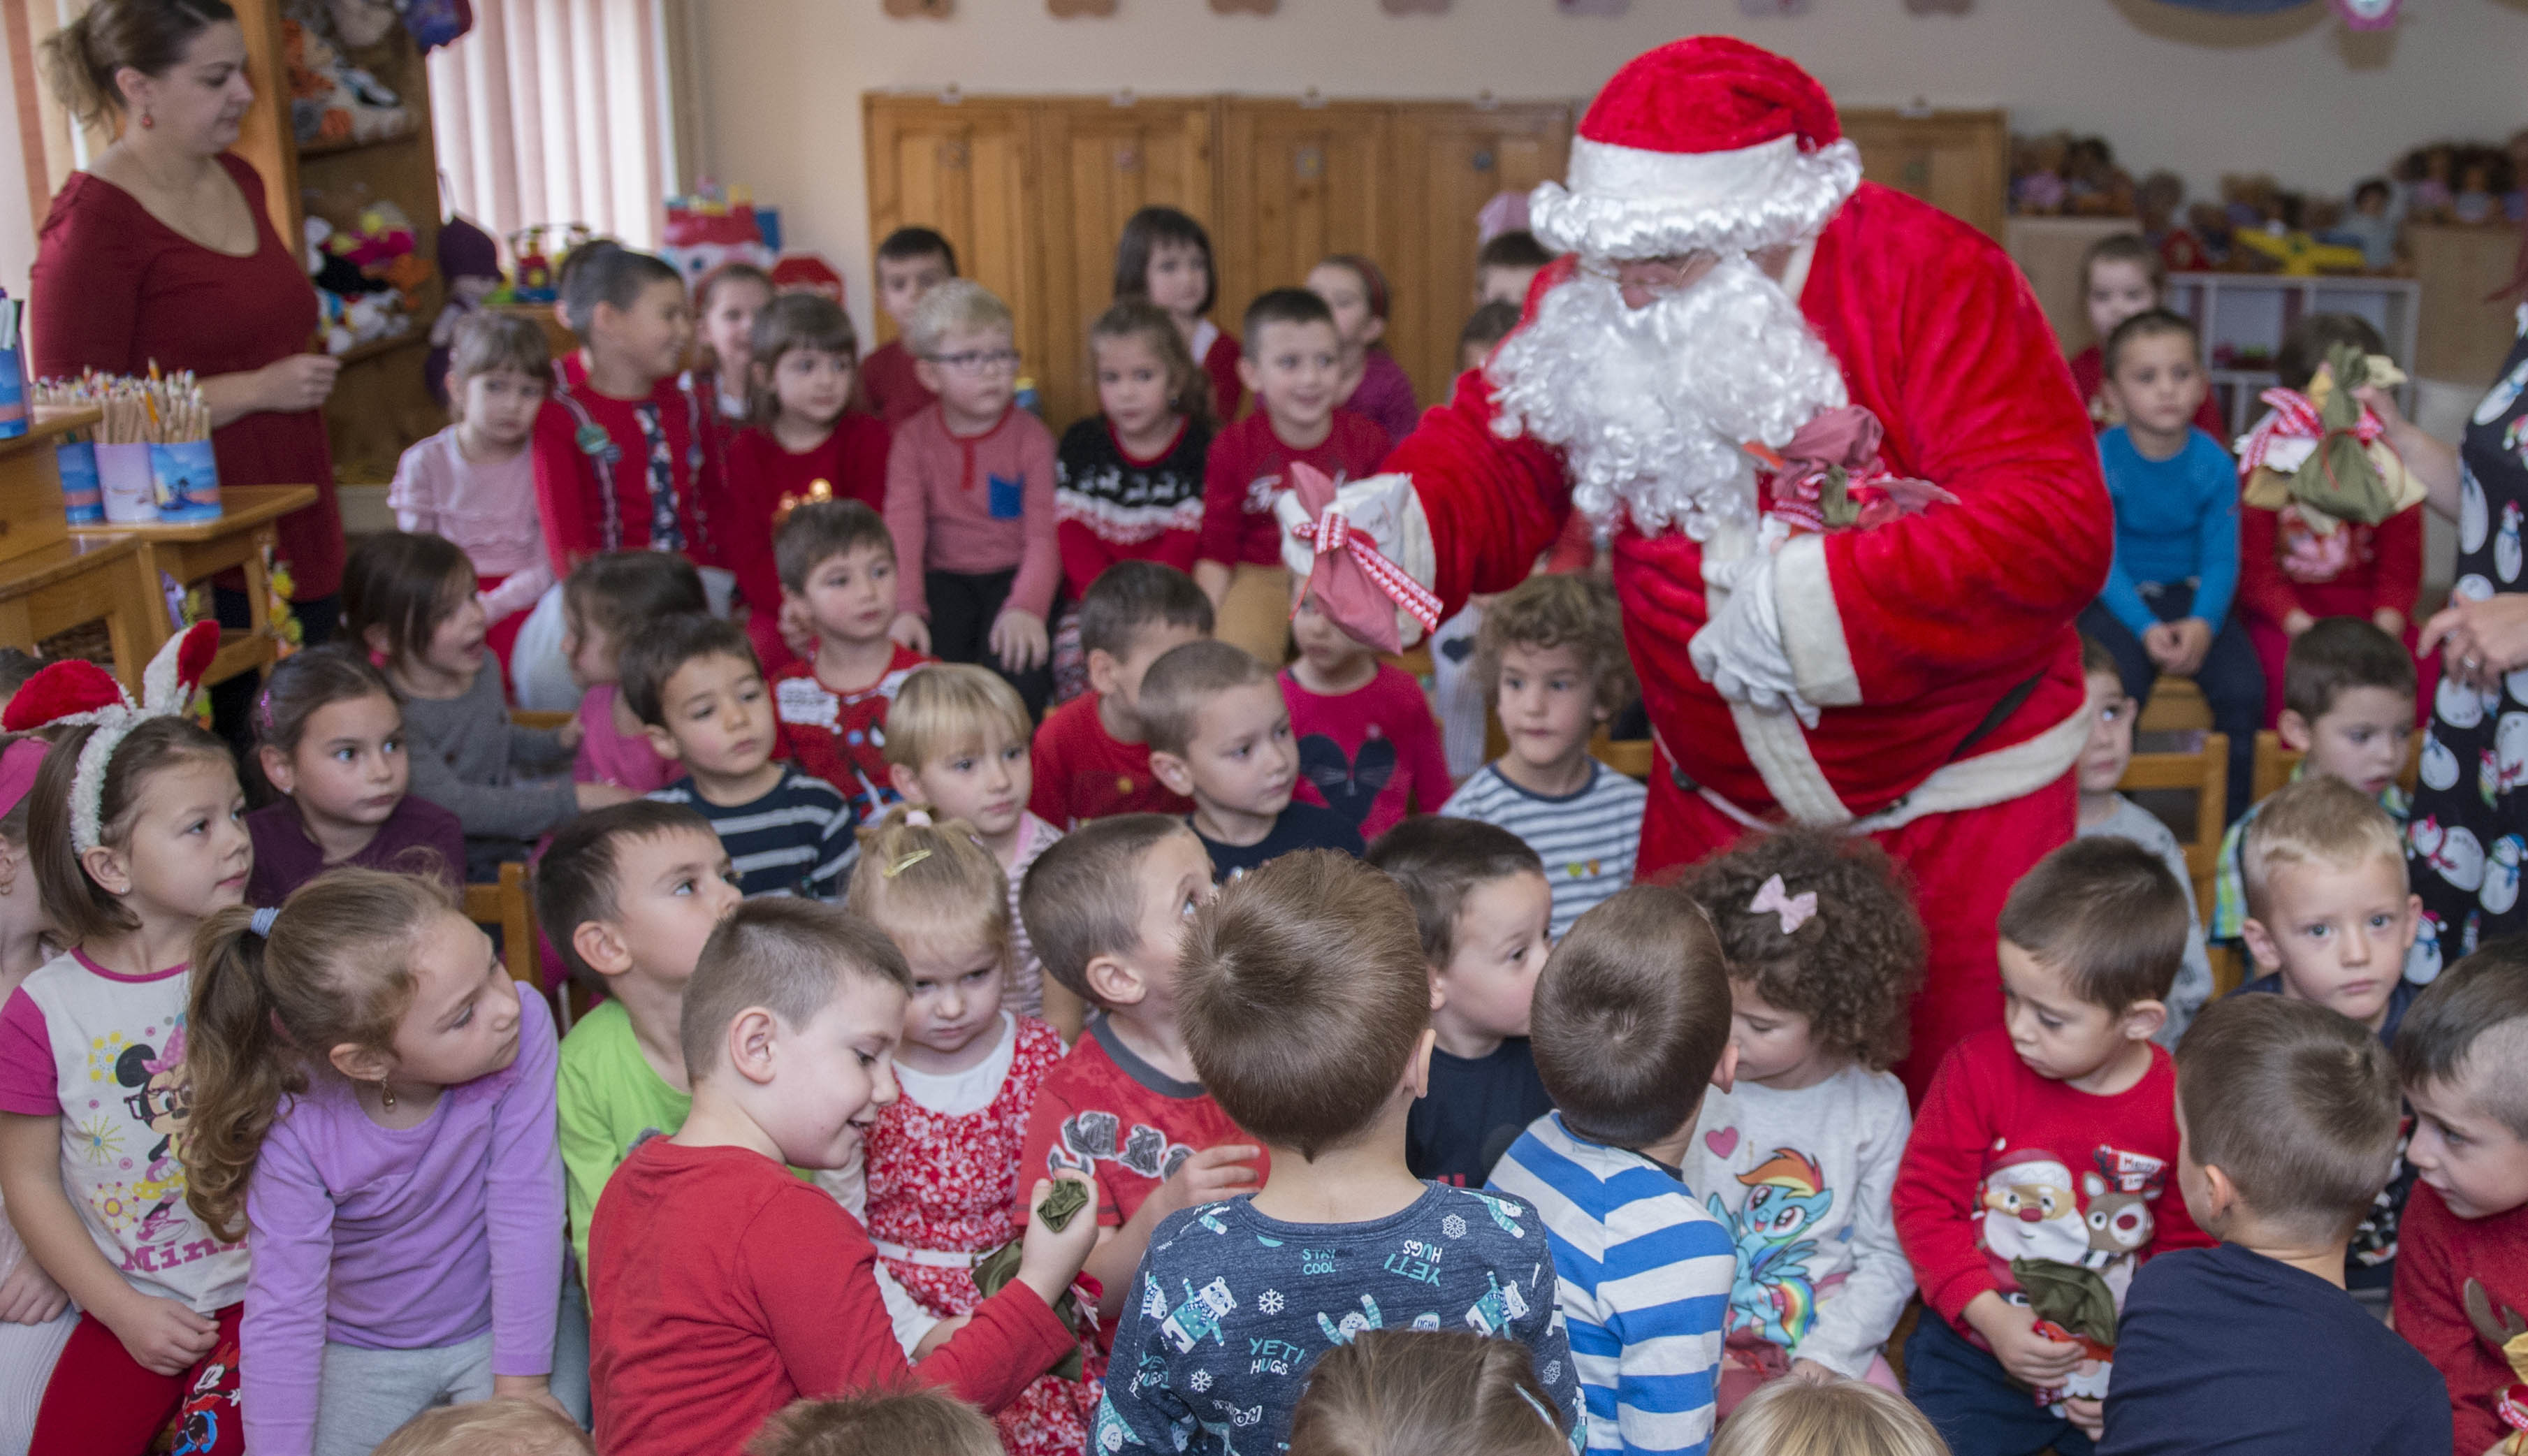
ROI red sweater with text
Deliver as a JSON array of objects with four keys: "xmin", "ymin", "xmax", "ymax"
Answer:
[
  {"xmin": 1028, "ymin": 693, "xmax": 1193, "ymax": 829},
  {"xmin": 1198, "ymin": 410, "xmax": 1393, "ymax": 567},
  {"xmin": 2392, "ymin": 1181, "xmax": 2528, "ymax": 1456}
]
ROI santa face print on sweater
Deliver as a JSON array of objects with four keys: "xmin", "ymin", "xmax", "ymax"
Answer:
[{"xmin": 1977, "ymin": 1146, "xmax": 2164, "ymax": 1403}]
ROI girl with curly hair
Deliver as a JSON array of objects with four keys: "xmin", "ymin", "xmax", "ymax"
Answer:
[{"xmin": 1676, "ymin": 829, "xmax": 1925, "ymax": 1416}]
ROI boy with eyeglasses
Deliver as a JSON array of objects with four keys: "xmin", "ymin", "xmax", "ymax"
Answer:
[{"xmin": 884, "ymin": 279, "xmax": 1061, "ymax": 715}]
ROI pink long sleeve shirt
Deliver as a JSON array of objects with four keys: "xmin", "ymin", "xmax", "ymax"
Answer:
[
  {"xmin": 883, "ymin": 402, "xmax": 1061, "ymax": 622},
  {"xmin": 388, "ymin": 426, "xmax": 558, "ymax": 624}
]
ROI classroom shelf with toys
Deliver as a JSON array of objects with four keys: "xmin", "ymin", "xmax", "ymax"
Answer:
[{"xmin": 2165, "ymin": 272, "xmax": 2420, "ymax": 438}]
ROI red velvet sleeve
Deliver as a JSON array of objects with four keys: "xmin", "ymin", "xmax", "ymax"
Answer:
[
  {"xmin": 1382, "ymin": 364, "xmax": 1576, "ymax": 616},
  {"xmin": 29, "ymin": 180, "xmax": 147, "ymax": 379},
  {"xmin": 2235, "ymin": 504, "xmax": 2297, "ymax": 629},
  {"xmin": 2369, "ymin": 503, "xmax": 2424, "ymax": 621},
  {"xmin": 532, "ymin": 399, "xmax": 604, "ymax": 578},
  {"xmin": 1890, "ymin": 1039, "xmax": 2004, "ymax": 1325}
]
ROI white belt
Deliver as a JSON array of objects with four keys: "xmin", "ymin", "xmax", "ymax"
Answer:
[{"xmin": 873, "ymin": 1239, "xmax": 988, "ymax": 1269}]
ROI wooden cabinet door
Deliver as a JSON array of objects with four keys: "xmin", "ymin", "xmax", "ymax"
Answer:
[
  {"xmin": 863, "ymin": 97, "xmax": 1044, "ymax": 377},
  {"xmin": 1031, "ymin": 98, "xmax": 1218, "ymax": 429},
  {"xmin": 1214, "ymin": 100, "xmax": 1396, "ymax": 392},
  {"xmin": 1838, "ymin": 108, "xmax": 2010, "ymax": 242},
  {"xmin": 1385, "ymin": 103, "xmax": 1573, "ymax": 402}
]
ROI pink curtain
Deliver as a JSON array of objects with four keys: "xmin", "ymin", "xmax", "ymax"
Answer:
[{"xmin": 426, "ymin": 0, "xmax": 673, "ymax": 252}]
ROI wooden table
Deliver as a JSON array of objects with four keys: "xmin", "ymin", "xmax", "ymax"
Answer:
[
  {"xmin": 70, "ymin": 484, "xmax": 319, "ymax": 689},
  {"xmin": 0, "ymin": 534, "xmax": 163, "ymax": 692}
]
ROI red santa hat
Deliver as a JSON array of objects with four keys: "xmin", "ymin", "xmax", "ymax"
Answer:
[{"xmin": 1529, "ymin": 36, "xmax": 1864, "ymax": 261}]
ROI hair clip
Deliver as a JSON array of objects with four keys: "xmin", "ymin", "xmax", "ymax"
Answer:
[
  {"xmin": 1750, "ymin": 873, "xmax": 1819, "ymax": 936},
  {"xmin": 1513, "ymin": 1383, "xmax": 1560, "ymax": 1433},
  {"xmin": 882, "ymin": 848, "xmax": 934, "ymax": 880},
  {"xmin": 249, "ymin": 906, "xmax": 280, "ymax": 938},
  {"xmin": 903, "ymin": 808, "xmax": 934, "ymax": 828}
]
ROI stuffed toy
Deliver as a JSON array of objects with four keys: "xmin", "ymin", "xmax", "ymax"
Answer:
[
  {"xmin": 2232, "ymin": 224, "xmax": 2369, "ymax": 277},
  {"xmin": 427, "ymin": 214, "xmax": 504, "ymax": 405},
  {"xmin": 282, "ymin": 17, "xmax": 408, "ymax": 145}
]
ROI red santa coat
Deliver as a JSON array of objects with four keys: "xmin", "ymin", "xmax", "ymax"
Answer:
[{"xmin": 1388, "ymin": 183, "xmax": 2113, "ymax": 1089}]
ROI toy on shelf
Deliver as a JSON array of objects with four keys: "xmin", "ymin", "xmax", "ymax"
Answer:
[
  {"xmin": 770, "ymin": 254, "xmax": 846, "ymax": 305},
  {"xmin": 661, "ymin": 183, "xmax": 776, "ymax": 291},
  {"xmin": 2232, "ymin": 223, "xmax": 2367, "ymax": 277},
  {"xmin": 280, "ymin": 15, "xmax": 409, "ymax": 146},
  {"xmin": 2397, "ymin": 140, "xmax": 2517, "ymax": 228},
  {"xmin": 501, "ymin": 224, "xmax": 588, "ymax": 305},
  {"xmin": 303, "ymin": 200, "xmax": 428, "ymax": 355},
  {"xmin": 426, "ymin": 214, "xmax": 502, "ymax": 405},
  {"xmin": 2009, "ymin": 131, "xmax": 2135, "ymax": 218}
]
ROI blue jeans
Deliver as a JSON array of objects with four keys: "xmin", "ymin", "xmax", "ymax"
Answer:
[
  {"xmin": 1904, "ymin": 1306, "xmax": 2094, "ymax": 1456},
  {"xmin": 2079, "ymin": 581, "xmax": 2262, "ymax": 825}
]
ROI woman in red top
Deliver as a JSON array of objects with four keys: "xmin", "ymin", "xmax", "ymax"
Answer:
[{"xmin": 31, "ymin": 0, "xmax": 344, "ymax": 637}]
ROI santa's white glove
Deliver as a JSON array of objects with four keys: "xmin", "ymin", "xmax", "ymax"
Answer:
[
  {"xmin": 1690, "ymin": 552, "xmax": 1821, "ymax": 729},
  {"xmin": 1274, "ymin": 472, "xmax": 1439, "ymax": 649}
]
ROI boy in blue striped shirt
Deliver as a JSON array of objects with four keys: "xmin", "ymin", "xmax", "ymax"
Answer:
[{"xmin": 1489, "ymin": 884, "xmax": 1740, "ymax": 1456}]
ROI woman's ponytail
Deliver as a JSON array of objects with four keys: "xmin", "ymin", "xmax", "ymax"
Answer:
[{"xmin": 182, "ymin": 904, "xmax": 295, "ymax": 1242}]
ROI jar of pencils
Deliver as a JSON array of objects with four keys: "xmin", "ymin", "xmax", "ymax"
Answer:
[{"xmin": 38, "ymin": 371, "xmax": 219, "ymax": 523}]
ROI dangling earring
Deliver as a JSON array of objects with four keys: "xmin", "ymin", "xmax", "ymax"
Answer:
[
  {"xmin": 138, "ymin": 109, "xmax": 154, "ymax": 130},
  {"xmin": 375, "ymin": 1079, "xmax": 396, "ymax": 1111}
]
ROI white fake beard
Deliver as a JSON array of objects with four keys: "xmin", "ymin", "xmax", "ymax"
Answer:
[{"xmin": 1486, "ymin": 255, "xmax": 1848, "ymax": 541}]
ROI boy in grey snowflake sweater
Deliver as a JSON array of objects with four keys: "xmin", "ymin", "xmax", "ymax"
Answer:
[{"xmin": 1091, "ymin": 851, "xmax": 1581, "ymax": 1454}]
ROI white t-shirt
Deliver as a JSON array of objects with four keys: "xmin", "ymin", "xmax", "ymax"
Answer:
[{"xmin": 892, "ymin": 1012, "xmax": 1018, "ymax": 1118}]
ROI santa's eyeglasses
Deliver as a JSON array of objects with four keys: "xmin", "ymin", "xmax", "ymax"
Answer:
[{"xmin": 1576, "ymin": 253, "xmax": 1721, "ymax": 296}]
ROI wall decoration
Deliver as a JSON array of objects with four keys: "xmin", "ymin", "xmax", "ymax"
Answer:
[
  {"xmin": 1383, "ymin": 0, "xmax": 1448, "ymax": 14},
  {"xmin": 1737, "ymin": 0, "xmax": 1810, "ymax": 14},
  {"xmin": 1211, "ymin": 0, "xmax": 1277, "ymax": 14},
  {"xmin": 1905, "ymin": 0, "xmax": 1972, "ymax": 13},
  {"xmin": 1048, "ymin": 0, "xmax": 1117, "ymax": 17},
  {"xmin": 1557, "ymin": 0, "xmax": 1630, "ymax": 16},
  {"xmin": 884, "ymin": 0, "xmax": 952, "ymax": 19},
  {"xmin": 2335, "ymin": 0, "xmax": 2399, "ymax": 23}
]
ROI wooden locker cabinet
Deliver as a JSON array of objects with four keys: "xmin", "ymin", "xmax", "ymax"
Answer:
[
  {"xmin": 1383, "ymin": 102, "xmax": 1573, "ymax": 400},
  {"xmin": 864, "ymin": 96, "xmax": 1046, "ymax": 398},
  {"xmin": 1213, "ymin": 99, "xmax": 1396, "ymax": 372},
  {"xmin": 1836, "ymin": 108, "xmax": 2010, "ymax": 242}
]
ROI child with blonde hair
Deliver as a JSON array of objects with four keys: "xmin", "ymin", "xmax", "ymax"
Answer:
[
  {"xmin": 846, "ymin": 807, "xmax": 1090, "ymax": 1454},
  {"xmin": 1284, "ymin": 1330, "xmax": 1569, "ymax": 1456},
  {"xmin": 183, "ymin": 870, "xmax": 565, "ymax": 1456},
  {"xmin": 748, "ymin": 1388, "xmax": 999, "ymax": 1456},
  {"xmin": 370, "ymin": 1398, "xmax": 593, "ymax": 1456},
  {"xmin": 1710, "ymin": 1376, "xmax": 1954, "ymax": 1456}
]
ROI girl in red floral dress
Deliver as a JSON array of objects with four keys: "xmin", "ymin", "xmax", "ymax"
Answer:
[{"xmin": 847, "ymin": 806, "xmax": 1090, "ymax": 1455}]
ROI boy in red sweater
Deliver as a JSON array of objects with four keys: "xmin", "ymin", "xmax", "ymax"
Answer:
[
  {"xmin": 1030, "ymin": 562, "xmax": 1210, "ymax": 828},
  {"xmin": 2390, "ymin": 940, "xmax": 2528, "ymax": 1456},
  {"xmin": 586, "ymin": 898, "xmax": 1092, "ymax": 1456},
  {"xmin": 769, "ymin": 499, "xmax": 931, "ymax": 822},
  {"xmin": 1894, "ymin": 838, "xmax": 2212, "ymax": 1456},
  {"xmin": 1193, "ymin": 287, "xmax": 1390, "ymax": 663},
  {"xmin": 861, "ymin": 227, "xmax": 954, "ymax": 425}
]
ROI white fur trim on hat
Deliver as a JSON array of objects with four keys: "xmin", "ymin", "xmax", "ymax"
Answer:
[{"xmin": 1529, "ymin": 134, "xmax": 1863, "ymax": 260}]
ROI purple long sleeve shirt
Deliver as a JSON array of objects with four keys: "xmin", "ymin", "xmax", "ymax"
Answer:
[{"xmin": 241, "ymin": 987, "xmax": 563, "ymax": 1456}]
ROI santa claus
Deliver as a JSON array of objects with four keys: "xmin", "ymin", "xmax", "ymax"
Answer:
[{"xmin": 1288, "ymin": 37, "xmax": 2112, "ymax": 1092}]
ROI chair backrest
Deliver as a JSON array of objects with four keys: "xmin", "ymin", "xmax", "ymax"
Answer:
[
  {"xmin": 510, "ymin": 708, "xmax": 574, "ymax": 731},
  {"xmin": 2251, "ymin": 729, "xmax": 2424, "ymax": 804},
  {"xmin": 462, "ymin": 861, "xmax": 541, "ymax": 988},
  {"xmin": 1596, "ymin": 734, "xmax": 1654, "ymax": 781},
  {"xmin": 2117, "ymin": 731, "xmax": 2229, "ymax": 930}
]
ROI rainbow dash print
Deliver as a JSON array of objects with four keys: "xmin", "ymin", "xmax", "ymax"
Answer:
[{"xmin": 1710, "ymin": 1146, "xmax": 1833, "ymax": 1347}]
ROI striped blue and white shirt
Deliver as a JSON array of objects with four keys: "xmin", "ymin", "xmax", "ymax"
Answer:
[
  {"xmin": 650, "ymin": 762, "xmax": 857, "ymax": 899},
  {"xmin": 1441, "ymin": 762, "xmax": 1646, "ymax": 941},
  {"xmin": 1489, "ymin": 1113, "xmax": 1733, "ymax": 1456}
]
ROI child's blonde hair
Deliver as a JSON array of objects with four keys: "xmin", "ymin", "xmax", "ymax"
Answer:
[
  {"xmin": 2241, "ymin": 774, "xmax": 2406, "ymax": 919},
  {"xmin": 1709, "ymin": 1376, "xmax": 1951, "ymax": 1456},
  {"xmin": 1286, "ymin": 1330, "xmax": 1569, "ymax": 1456},
  {"xmin": 880, "ymin": 664, "xmax": 1033, "ymax": 773},
  {"xmin": 746, "ymin": 1387, "xmax": 1000, "ymax": 1456},
  {"xmin": 370, "ymin": 1397, "xmax": 595, "ymax": 1456},
  {"xmin": 184, "ymin": 869, "xmax": 460, "ymax": 1240},
  {"xmin": 845, "ymin": 803, "xmax": 1011, "ymax": 962},
  {"xmin": 906, "ymin": 279, "xmax": 1015, "ymax": 359}
]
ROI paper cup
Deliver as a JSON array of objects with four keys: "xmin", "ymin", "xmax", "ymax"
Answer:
[
  {"xmin": 96, "ymin": 442, "xmax": 157, "ymax": 524},
  {"xmin": 57, "ymin": 442, "xmax": 101, "ymax": 523},
  {"xmin": 148, "ymin": 440, "xmax": 221, "ymax": 522}
]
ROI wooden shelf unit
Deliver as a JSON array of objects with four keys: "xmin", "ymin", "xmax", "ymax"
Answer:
[
  {"xmin": 2163, "ymin": 272, "xmax": 2421, "ymax": 437},
  {"xmin": 68, "ymin": 484, "xmax": 320, "ymax": 690}
]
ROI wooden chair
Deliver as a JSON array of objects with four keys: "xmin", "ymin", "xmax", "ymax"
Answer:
[
  {"xmin": 2251, "ymin": 729, "xmax": 2423, "ymax": 805},
  {"xmin": 463, "ymin": 861, "xmax": 541, "ymax": 989},
  {"xmin": 2120, "ymin": 731, "xmax": 2238, "ymax": 993},
  {"xmin": 2135, "ymin": 676, "xmax": 2214, "ymax": 735},
  {"xmin": 510, "ymin": 708, "xmax": 573, "ymax": 731},
  {"xmin": 1593, "ymin": 729, "xmax": 1655, "ymax": 781}
]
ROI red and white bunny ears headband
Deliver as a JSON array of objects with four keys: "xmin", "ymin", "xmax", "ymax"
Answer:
[{"xmin": 1, "ymin": 623, "xmax": 219, "ymax": 854}]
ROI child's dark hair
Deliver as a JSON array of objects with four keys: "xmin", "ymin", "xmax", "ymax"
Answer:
[
  {"xmin": 877, "ymin": 226, "xmax": 959, "ymax": 276},
  {"xmin": 1138, "ymin": 639, "xmax": 1274, "ymax": 759},
  {"xmin": 31, "ymin": 715, "xmax": 235, "ymax": 944},
  {"xmin": 1530, "ymin": 884, "xmax": 1731, "ymax": 1148},
  {"xmin": 1996, "ymin": 837, "xmax": 2188, "ymax": 1014},
  {"xmin": 747, "ymin": 1386, "xmax": 998, "ymax": 1456},
  {"xmin": 695, "ymin": 259, "xmax": 774, "ymax": 326},
  {"xmin": 748, "ymin": 292, "xmax": 861, "ymax": 427},
  {"xmin": 2177, "ymin": 994, "xmax": 2399, "ymax": 1243},
  {"xmin": 1476, "ymin": 231, "xmax": 1553, "ymax": 272},
  {"xmin": 2102, "ymin": 307, "xmax": 2199, "ymax": 378},
  {"xmin": 446, "ymin": 312, "xmax": 552, "ymax": 418},
  {"xmin": 344, "ymin": 531, "xmax": 475, "ymax": 671},
  {"xmin": 2081, "ymin": 233, "xmax": 2167, "ymax": 301},
  {"xmin": 1286, "ymin": 1330, "xmax": 1569, "ymax": 1456},
  {"xmin": 2352, "ymin": 177, "xmax": 2393, "ymax": 208},
  {"xmin": 1460, "ymin": 300, "xmax": 1521, "ymax": 360},
  {"xmin": 2275, "ymin": 312, "xmax": 2390, "ymax": 394},
  {"xmin": 1243, "ymin": 286, "xmax": 1336, "ymax": 344},
  {"xmin": 2394, "ymin": 938, "xmax": 2528, "ymax": 1139},
  {"xmin": 2283, "ymin": 616, "xmax": 2414, "ymax": 723},
  {"xmin": 563, "ymin": 551, "xmax": 709, "ymax": 660},
  {"xmin": 681, "ymin": 898, "xmax": 912, "ymax": 1079},
  {"xmin": 1020, "ymin": 813, "xmax": 1199, "ymax": 1005},
  {"xmin": 558, "ymin": 238, "xmax": 683, "ymax": 335},
  {"xmin": 1180, "ymin": 851, "xmax": 1430, "ymax": 1160},
  {"xmin": 1113, "ymin": 206, "xmax": 1216, "ymax": 314},
  {"xmin": 1476, "ymin": 572, "xmax": 1636, "ymax": 718},
  {"xmin": 620, "ymin": 613, "xmax": 758, "ymax": 729},
  {"xmin": 1679, "ymin": 829, "xmax": 1924, "ymax": 1073},
  {"xmin": 1365, "ymin": 817, "xmax": 1544, "ymax": 968},
  {"xmin": 1078, "ymin": 560, "xmax": 1214, "ymax": 662},
  {"xmin": 1089, "ymin": 300, "xmax": 1218, "ymax": 432},
  {"xmin": 535, "ymin": 799, "xmax": 722, "ymax": 991},
  {"xmin": 2079, "ymin": 634, "xmax": 2119, "ymax": 681},
  {"xmin": 185, "ymin": 868, "xmax": 458, "ymax": 1239},
  {"xmin": 39, "ymin": 0, "xmax": 235, "ymax": 129},
  {"xmin": 252, "ymin": 643, "xmax": 396, "ymax": 759},
  {"xmin": 774, "ymin": 500, "xmax": 894, "ymax": 595}
]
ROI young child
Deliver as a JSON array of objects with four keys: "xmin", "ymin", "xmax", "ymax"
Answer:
[
  {"xmin": 883, "ymin": 279, "xmax": 1061, "ymax": 715},
  {"xmin": 1894, "ymin": 838, "xmax": 2211, "ymax": 1456},
  {"xmin": 1488, "ymin": 885, "xmax": 1739, "ymax": 1456},
  {"xmin": 746, "ymin": 1389, "xmax": 1001, "ymax": 1456},
  {"xmin": 584, "ymin": 898, "xmax": 1096, "ymax": 1456},
  {"xmin": 1708, "ymin": 1377, "xmax": 1954, "ymax": 1456},
  {"xmin": 863, "ymin": 226, "xmax": 957, "ymax": 425},
  {"xmin": 389, "ymin": 312, "xmax": 556, "ymax": 688},
  {"xmin": 1677, "ymin": 831, "xmax": 1922, "ymax": 1410},
  {"xmin": 1285, "ymin": 1330, "xmax": 1570, "ymax": 1456},
  {"xmin": 0, "ymin": 735, "xmax": 74, "ymax": 1456},
  {"xmin": 532, "ymin": 241, "xmax": 718, "ymax": 576},
  {"xmin": 1441, "ymin": 573, "xmax": 1645, "ymax": 940},
  {"xmin": 2211, "ymin": 616, "xmax": 2416, "ymax": 949},
  {"xmin": 1195, "ymin": 288, "xmax": 1390, "ymax": 663},
  {"xmin": 1283, "ymin": 583, "xmax": 1451, "ymax": 843},
  {"xmin": 183, "ymin": 871, "xmax": 565, "ymax": 1456},
  {"xmin": 726, "ymin": 293, "xmax": 894, "ymax": 674},
  {"xmin": 2065, "ymin": 235, "xmax": 2225, "ymax": 437},
  {"xmin": 768, "ymin": 500, "xmax": 932, "ymax": 822},
  {"xmin": 1307, "ymin": 254, "xmax": 1418, "ymax": 449},
  {"xmin": 346, "ymin": 532, "xmax": 626, "ymax": 883},
  {"xmin": 883, "ymin": 664, "xmax": 1067, "ymax": 1027},
  {"xmin": 1368, "ymin": 818, "xmax": 1552, "ymax": 1187},
  {"xmin": 1094, "ymin": 852, "xmax": 1579, "ymax": 1454},
  {"xmin": 370, "ymin": 1398, "xmax": 593, "ymax": 1456},
  {"xmin": 1113, "ymin": 206, "xmax": 1241, "ymax": 425},
  {"xmin": 1474, "ymin": 231, "xmax": 1551, "ymax": 310},
  {"xmin": 690, "ymin": 260, "xmax": 776, "ymax": 428},
  {"xmin": 1055, "ymin": 302, "xmax": 1217, "ymax": 602},
  {"xmin": 1029, "ymin": 562, "xmax": 1210, "ymax": 828},
  {"xmin": 2073, "ymin": 637, "xmax": 2214, "ymax": 1043},
  {"xmin": 1142, "ymin": 640, "xmax": 1365, "ymax": 878},
  {"xmin": 0, "ymin": 630, "xmax": 249, "ymax": 1455},
  {"xmin": 2237, "ymin": 314, "xmax": 2427, "ymax": 729},
  {"xmin": 561, "ymin": 551, "xmax": 710, "ymax": 795},
  {"xmin": 2097, "ymin": 995, "xmax": 2446, "ymax": 1455},
  {"xmin": 243, "ymin": 644, "xmax": 465, "ymax": 905},
  {"xmin": 1013, "ymin": 815, "xmax": 1263, "ymax": 1340},
  {"xmin": 846, "ymin": 808, "xmax": 1091, "ymax": 1455},
  {"xmin": 1460, "ymin": 299, "xmax": 1521, "ymax": 373},
  {"xmin": 2388, "ymin": 942, "xmax": 2528, "ymax": 1454},
  {"xmin": 627, "ymin": 614, "xmax": 857, "ymax": 900}
]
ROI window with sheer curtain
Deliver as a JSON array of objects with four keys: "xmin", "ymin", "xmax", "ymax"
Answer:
[{"xmin": 426, "ymin": 0, "xmax": 678, "ymax": 254}]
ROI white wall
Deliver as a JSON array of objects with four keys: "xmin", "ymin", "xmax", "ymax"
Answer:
[{"xmin": 698, "ymin": 0, "xmax": 2528, "ymax": 349}]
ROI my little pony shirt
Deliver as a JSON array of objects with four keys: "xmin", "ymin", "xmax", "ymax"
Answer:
[
  {"xmin": 0, "ymin": 949, "xmax": 249, "ymax": 1313},
  {"xmin": 1682, "ymin": 1065, "xmax": 1915, "ymax": 1381}
]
